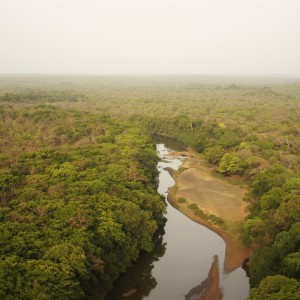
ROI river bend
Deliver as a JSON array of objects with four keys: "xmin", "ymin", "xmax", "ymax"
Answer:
[{"xmin": 106, "ymin": 144, "xmax": 249, "ymax": 299}]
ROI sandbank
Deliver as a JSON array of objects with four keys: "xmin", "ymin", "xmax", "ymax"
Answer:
[{"xmin": 167, "ymin": 149, "xmax": 251, "ymax": 272}]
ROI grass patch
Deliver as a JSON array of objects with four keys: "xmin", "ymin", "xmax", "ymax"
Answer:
[
  {"xmin": 187, "ymin": 201, "xmax": 226, "ymax": 228},
  {"xmin": 188, "ymin": 203, "xmax": 205, "ymax": 218},
  {"xmin": 206, "ymin": 214, "xmax": 226, "ymax": 227},
  {"xmin": 178, "ymin": 197, "xmax": 187, "ymax": 203},
  {"xmin": 194, "ymin": 209, "xmax": 205, "ymax": 218},
  {"xmin": 188, "ymin": 203, "xmax": 198, "ymax": 210}
]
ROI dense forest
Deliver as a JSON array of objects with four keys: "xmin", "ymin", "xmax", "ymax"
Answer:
[
  {"xmin": 0, "ymin": 104, "xmax": 166, "ymax": 299},
  {"xmin": 0, "ymin": 75, "xmax": 299, "ymax": 299}
]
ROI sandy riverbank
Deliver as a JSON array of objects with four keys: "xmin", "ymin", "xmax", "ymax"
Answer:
[{"xmin": 167, "ymin": 149, "xmax": 251, "ymax": 272}]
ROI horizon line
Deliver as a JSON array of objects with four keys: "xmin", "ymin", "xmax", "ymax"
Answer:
[{"xmin": 1, "ymin": 73, "xmax": 300, "ymax": 78}]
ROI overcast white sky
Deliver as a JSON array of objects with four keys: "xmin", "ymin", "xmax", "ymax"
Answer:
[{"xmin": 0, "ymin": 0, "xmax": 299, "ymax": 75}]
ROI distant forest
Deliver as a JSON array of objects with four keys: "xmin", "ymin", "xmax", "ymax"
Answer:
[{"xmin": 0, "ymin": 76, "xmax": 299, "ymax": 299}]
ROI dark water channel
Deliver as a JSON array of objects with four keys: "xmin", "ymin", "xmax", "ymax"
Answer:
[{"xmin": 106, "ymin": 143, "xmax": 249, "ymax": 300}]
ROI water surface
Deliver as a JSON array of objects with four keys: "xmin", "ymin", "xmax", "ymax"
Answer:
[{"xmin": 106, "ymin": 144, "xmax": 249, "ymax": 299}]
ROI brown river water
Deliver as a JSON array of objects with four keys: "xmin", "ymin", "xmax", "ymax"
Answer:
[{"xmin": 106, "ymin": 144, "xmax": 249, "ymax": 300}]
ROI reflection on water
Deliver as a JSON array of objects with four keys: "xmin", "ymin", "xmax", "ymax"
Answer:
[
  {"xmin": 185, "ymin": 256, "xmax": 222, "ymax": 300},
  {"xmin": 151, "ymin": 133, "xmax": 187, "ymax": 151},
  {"xmin": 106, "ymin": 144, "xmax": 249, "ymax": 300},
  {"xmin": 105, "ymin": 225, "xmax": 167, "ymax": 300}
]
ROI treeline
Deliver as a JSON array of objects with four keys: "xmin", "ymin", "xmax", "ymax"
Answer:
[
  {"xmin": 0, "ymin": 90, "xmax": 85, "ymax": 103},
  {"xmin": 243, "ymin": 165, "xmax": 300, "ymax": 299},
  {"xmin": 0, "ymin": 106, "xmax": 166, "ymax": 299},
  {"xmin": 132, "ymin": 112, "xmax": 299, "ymax": 176}
]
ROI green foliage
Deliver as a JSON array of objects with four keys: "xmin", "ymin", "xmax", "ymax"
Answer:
[
  {"xmin": 250, "ymin": 164, "xmax": 294, "ymax": 197},
  {"xmin": 187, "ymin": 202, "xmax": 224, "ymax": 226},
  {"xmin": 218, "ymin": 152, "xmax": 248, "ymax": 175},
  {"xmin": 204, "ymin": 146, "xmax": 224, "ymax": 164},
  {"xmin": 242, "ymin": 217, "xmax": 269, "ymax": 246},
  {"xmin": 0, "ymin": 256, "xmax": 85, "ymax": 300},
  {"xmin": 218, "ymin": 130, "xmax": 241, "ymax": 149},
  {"xmin": 0, "ymin": 170, "xmax": 21, "ymax": 202},
  {"xmin": 247, "ymin": 275, "xmax": 300, "ymax": 300},
  {"xmin": 0, "ymin": 90, "xmax": 85, "ymax": 103},
  {"xmin": 260, "ymin": 187, "xmax": 285, "ymax": 211},
  {"xmin": 247, "ymin": 223, "xmax": 300, "ymax": 287},
  {"xmin": 243, "ymin": 161, "xmax": 300, "ymax": 290},
  {"xmin": 274, "ymin": 193, "xmax": 300, "ymax": 230},
  {"xmin": 188, "ymin": 203, "xmax": 198, "ymax": 210},
  {"xmin": 283, "ymin": 252, "xmax": 300, "ymax": 277},
  {"xmin": 0, "ymin": 107, "xmax": 166, "ymax": 299},
  {"xmin": 178, "ymin": 197, "xmax": 187, "ymax": 203}
]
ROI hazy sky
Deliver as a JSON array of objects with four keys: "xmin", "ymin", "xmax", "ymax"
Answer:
[{"xmin": 1, "ymin": 0, "xmax": 300, "ymax": 75}]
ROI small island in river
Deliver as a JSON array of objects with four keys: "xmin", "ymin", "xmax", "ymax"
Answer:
[{"xmin": 167, "ymin": 148, "xmax": 251, "ymax": 272}]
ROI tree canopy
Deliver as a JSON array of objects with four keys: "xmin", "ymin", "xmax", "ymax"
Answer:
[{"xmin": 0, "ymin": 106, "xmax": 166, "ymax": 299}]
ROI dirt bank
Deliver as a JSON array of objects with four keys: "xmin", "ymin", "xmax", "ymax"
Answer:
[{"xmin": 167, "ymin": 150, "xmax": 251, "ymax": 272}]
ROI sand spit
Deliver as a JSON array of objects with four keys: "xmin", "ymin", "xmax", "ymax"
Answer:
[{"xmin": 166, "ymin": 149, "xmax": 250, "ymax": 272}]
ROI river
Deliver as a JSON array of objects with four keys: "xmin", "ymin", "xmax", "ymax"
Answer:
[{"xmin": 106, "ymin": 144, "xmax": 249, "ymax": 300}]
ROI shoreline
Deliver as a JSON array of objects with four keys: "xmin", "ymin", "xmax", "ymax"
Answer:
[{"xmin": 166, "ymin": 149, "xmax": 251, "ymax": 273}]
